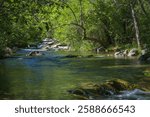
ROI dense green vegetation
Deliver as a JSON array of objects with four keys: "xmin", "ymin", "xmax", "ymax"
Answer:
[{"xmin": 0, "ymin": 0, "xmax": 150, "ymax": 53}]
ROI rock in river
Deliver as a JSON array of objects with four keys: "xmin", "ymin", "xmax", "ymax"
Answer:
[
  {"xmin": 4, "ymin": 47, "xmax": 13, "ymax": 57},
  {"xmin": 27, "ymin": 51, "xmax": 43, "ymax": 56},
  {"xmin": 68, "ymin": 79, "xmax": 138, "ymax": 99},
  {"xmin": 128, "ymin": 48, "xmax": 138, "ymax": 57}
]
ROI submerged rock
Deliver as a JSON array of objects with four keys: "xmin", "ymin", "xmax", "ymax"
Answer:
[
  {"xmin": 27, "ymin": 51, "xmax": 43, "ymax": 56},
  {"xmin": 68, "ymin": 79, "xmax": 138, "ymax": 99}
]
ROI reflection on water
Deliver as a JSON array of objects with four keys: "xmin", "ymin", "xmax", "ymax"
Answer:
[{"xmin": 0, "ymin": 50, "xmax": 150, "ymax": 99}]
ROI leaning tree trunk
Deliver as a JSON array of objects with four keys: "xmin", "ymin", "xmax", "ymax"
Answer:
[
  {"xmin": 130, "ymin": 3, "xmax": 141, "ymax": 50},
  {"xmin": 79, "ymin": 0, "xmax": 85, "ymax": 40}
]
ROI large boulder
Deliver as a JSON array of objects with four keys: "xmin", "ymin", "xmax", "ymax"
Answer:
[
  {"xmin": 114, "ymin": 49, "xmax": 128, "ymax": 58},
  {"xmin": 68, "ymin": 79, "xmax": 137, "ymax": 99},
  {"xmin": 37, "ymin": 38, "xmax": 56, "ymax": 50},
  {"xmin": 123, "ymin": 49, "xmax": 129, "ymax": 56},
  {"xmin": 128, "ymin": 48, "xmax": 138, "ymax": 57},
  {"xmin": 57, "ymin": 44, "xmax": 70, "ymax": 50},
  {"xmin": 114, "ymin": 51, "xmax": 124, "ymax": 58},
  {"xmin": 4, "ymin": 47, "xmax": 13, "ymax": 57}
]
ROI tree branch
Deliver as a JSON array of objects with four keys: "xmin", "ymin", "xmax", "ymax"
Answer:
[{"xmin": 138, "ymin": 0, "xmax": 149, "ymax": 18}]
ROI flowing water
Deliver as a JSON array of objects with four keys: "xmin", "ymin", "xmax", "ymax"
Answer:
[{"xmin": 0, "ymin": 49, "xmax": 150, "ymax": 100}]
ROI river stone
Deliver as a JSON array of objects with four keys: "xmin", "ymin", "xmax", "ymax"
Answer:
[
  {"xmin": 123, "ymin": 49, "xmax": 128, "ymax": 56},
  {"xmin": 68, "ymin": 79, "xmax": 137, "ymax": 99},
  {"xmin": 114, "ymin": 49, "xmax": 129, "ymax": 58},
  {"xmin": 4, "ymin": 47, "xmax": 13, "ymax": 57},
  {"xmin": 105, "ymin": 79, "xmax": 134, "ymax": 91},
  {"xmin": 96, "ymin": 47, "xmax": 105, "ymax": 53},
  {"xmin": 27, "ymin": 51, "xmax": 43, "ymax": 56},
  {"xmin": 128, "ymin": 48, "xmax": 138, "ymax": 57},
  {"xmin": 114, "ymin": 51, "xmax": 124, "ymax": 58}
]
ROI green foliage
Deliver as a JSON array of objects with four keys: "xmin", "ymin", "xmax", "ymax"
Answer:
[
  {"xmin": 144, "ymin": 69, "xmax": 150, "ymax": 77},
  {"xmin": 0, "ymin": 0, "xmax": 150, "ymax": 55}
]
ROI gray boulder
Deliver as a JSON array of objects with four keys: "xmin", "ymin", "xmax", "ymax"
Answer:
[
  {"xmin": 96, "ymin": 47, "xmax": 105, "ymax": 53},
  {"xmin": 114, "ymin": 51, "xmax": 124, "ymax": 58},
  {"xmin": 4, "ymin": 47, "xmax": 13, "ymax": 57},
  {"xmin": 123, "ymin": 49, "xmax": 129, "ymax": 56},
  {"xmin": 128, "ymin": 48, "xmax": 138, "ymax": 57}
]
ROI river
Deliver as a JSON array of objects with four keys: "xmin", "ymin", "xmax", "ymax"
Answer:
[{"xmin": 0, "ymin": 49, "xmax": 150, "ymax": 100}]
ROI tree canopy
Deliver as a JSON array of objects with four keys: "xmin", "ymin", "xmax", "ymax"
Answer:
[{"xmin": 0, "ymin": 0, "xmax": 150, "ymax": 52}]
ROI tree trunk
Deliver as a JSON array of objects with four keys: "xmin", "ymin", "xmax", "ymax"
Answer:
[
  {"xmin": 79, "ymin": 0, "xmax": 85, "ymax": 39},
  {"xmin": 130, "ymin": 3, "xmax": 141, "ymax": 50}
]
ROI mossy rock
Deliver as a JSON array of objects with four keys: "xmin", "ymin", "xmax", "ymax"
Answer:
[
  {"xmin": 68, "ymin": 89, "xmax": 86, "ymax": 96},
  {"xmin": 68, "ymin": 82, "xmax": 102, "ymax": 99},
  {"xmin": 138, "ymin": 78, "xmax": 150, "ymax": 91},
  {"xmin": 68, "ymin": 79, "xmax": 138, "ymax": 99},
  {"xmin": 144, "ymin": 69, "xmax": 150, "ymax": 77},
  {"xmin": 79, "ymin": 82, "xmax": 100, "ymax": 90},
  {"xmin": 105, "ymin": 79, "xmax": 136, "ymax": 91}
]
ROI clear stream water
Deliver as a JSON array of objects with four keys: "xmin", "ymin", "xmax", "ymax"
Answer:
[{"xmin": 0, "ymin": 49, "xmax": 150, "ymax": 100}]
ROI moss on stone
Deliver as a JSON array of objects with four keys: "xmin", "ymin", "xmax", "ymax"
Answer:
[
  {"xmin": 68, "ymin": 79, "xmax": 140, "ymax": 99},
  {"xmin": 144, "ymin": 69, "xmax": 150, "ymax": 77}
]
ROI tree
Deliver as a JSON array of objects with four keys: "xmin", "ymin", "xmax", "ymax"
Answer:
[
  {"xmin": 0, "ymin": 0, "xmax": 150, "ymax": 55},
  {"xmin": 130, "ymin": 1, "xmax": 141, "ymax": 50}
]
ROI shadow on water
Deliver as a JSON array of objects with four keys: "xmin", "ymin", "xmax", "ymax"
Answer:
[{"xmin": 0, "ymin": 51, "xmax": 150, "ymax": 99}]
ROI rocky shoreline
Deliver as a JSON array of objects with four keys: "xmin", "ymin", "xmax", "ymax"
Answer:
[{"xmin": 1, "ymin": 38, "xmax": 150, "ymax": 63}]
